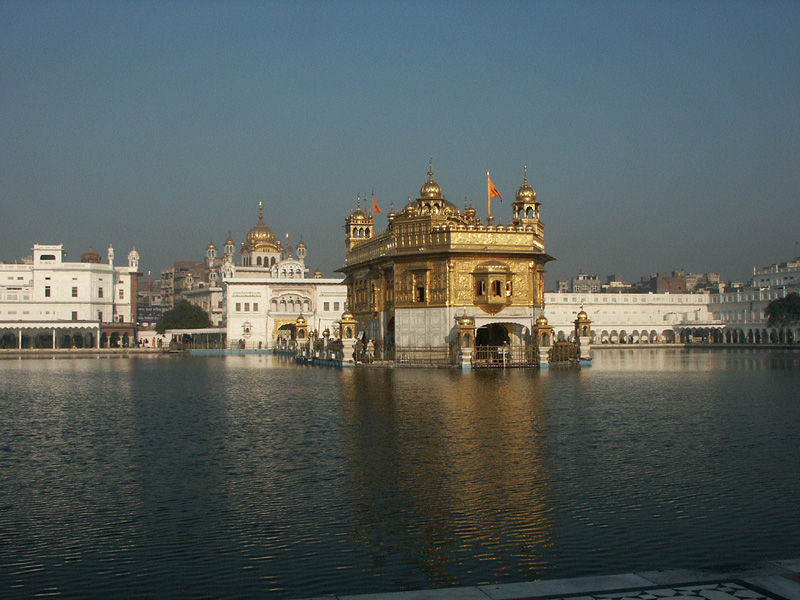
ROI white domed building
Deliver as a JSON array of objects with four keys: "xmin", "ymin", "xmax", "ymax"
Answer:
[{"xmin": 219, "ymin": 203, "xmax": 347, "ymax": 349}]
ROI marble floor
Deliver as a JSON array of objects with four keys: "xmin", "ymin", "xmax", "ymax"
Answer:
[{"xmin": 308, "ymin": 559, "xmax": 800, "ymax": 600}]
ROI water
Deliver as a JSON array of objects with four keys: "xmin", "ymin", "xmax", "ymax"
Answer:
[{"xmin": 0, "ymin": 349, "xmax": 798, "ymax": 599}]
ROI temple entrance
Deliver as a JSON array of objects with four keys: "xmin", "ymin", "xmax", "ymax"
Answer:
[
  {"xmin": 277, "ymin": 323, "xmax": 297, "ymax": 341},
  {"xmin": 476, "ymin": 323, "xmax": 510, "ymax": 347}
]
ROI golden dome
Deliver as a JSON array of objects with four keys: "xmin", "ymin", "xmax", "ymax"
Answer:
[
  {"xmin": 515, "ymin": 166, "xmax": 537, "ymax": 203},
  {"xmin": 295, "ymin": 314, "xmax": 307, "ymax": 325},
  {"xmin": 246, "ymin": 202, "xmax": 277, "ymax": 252},
  {"xmin": 536, "ymin": 312, "xmax": 549, "ymax": 326},
  {"xmin": 297, "ymin": 241, "xmax": 306, "ymax": 249},
  {"xmin": 81, "ymin": 248, "xmax": 101, "ymax": 264},
  {"xmin": 225, "ymin": 235, "xmax": 235, "ymax": 246},
  {"xmin": 577, "ymin": 305, "xmax": 589, "ymax": 320},
  {"xmin": 419, "ymin": 159, "xmax": 443, "ymax": 199},
  {"xmin": 207, "ymin": 241, "xmax": 216, "ymax": 250}
]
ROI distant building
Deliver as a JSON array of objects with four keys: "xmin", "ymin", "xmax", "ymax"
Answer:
[
  {"xmin": 751, "ymin": 257, "xmax": 800, "ymax": 290},
  {"xmin": 0, "ymin": 243, "xmax": 140, "ymax": 348},
  {"xmin": 222, "ymin": 202, "xmax": 348, "ymax": 348}
]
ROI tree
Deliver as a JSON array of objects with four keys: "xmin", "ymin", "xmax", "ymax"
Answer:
[
  {"xmin": 155, "ymin": 300, "xmax": 213, "ymax": 334},
  {"xmin": 765, "ymin": 292, "xmax": 800, "ymax": 327}
]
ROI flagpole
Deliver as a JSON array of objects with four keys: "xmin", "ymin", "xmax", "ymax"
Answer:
[{"xmin": 487, "ymin": 171, "xmax": 494, "ymax": 225}]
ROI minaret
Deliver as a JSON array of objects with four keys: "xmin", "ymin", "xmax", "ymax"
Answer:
[{"xmin": 345, "ymin": 193, "xmax": 375, "ymax": 252}]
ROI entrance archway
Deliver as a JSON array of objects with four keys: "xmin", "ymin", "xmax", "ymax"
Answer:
[{"xmin": 476, "ymin": 323, "xmax": 509, "ymax": 347}]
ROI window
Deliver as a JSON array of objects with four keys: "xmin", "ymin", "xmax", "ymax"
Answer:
[
  {"xmin": 72, "ymin": 311, "xmax": 78, "ymax": 321},
  {"xmin": 476, "ymin": 280, "xmax": 486, "ymax": 296},
  {"xmin": 45, "ymin": 285, "xmax": 51, "ymax": 297},
  {"xmin": 491, "ymin": 280, "xmax": 502, "ymax": 297},
  {"xmin": 97, "ymin": 311, "xmax": 103, "ymax": 321},
  {"xmin": 416, "ymin": 286, "xmax": 426, "ymax": 302},
  {"xmin": 235, "ymin": 303, "xmax": 241, "ymax": 312},
  {"xmin": 253, "ymin": 303, "xmax": 258, "ymax": 312},
  {"xmin": 334, "ymin": 302, "xmax": 340, "ymax": 311},
  {"xmin": 98, "ymin": 287, "xmax": 104, "ymax": 298},
  {"xmin": 72, "ymin": 287, "xmax": 78, "ymax": 297},
  {"xmin": 119, "ymin": 289, "xmax": 124, "ymax": 299},
  {"xmin": 506, "ymin": 281, "xmax": 513, "ymax": 297},
  {"xmin": 324, "ymin": 302, "xmax": 330, "ymax": 311},
  {"xmin": 244, "ymin": 303, "xmax": 250, "ymax": 311}
]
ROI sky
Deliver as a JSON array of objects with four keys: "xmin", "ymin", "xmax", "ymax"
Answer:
[{"xmin": 1, "ymin": 0, "xmax": 799, "ymax": 287}]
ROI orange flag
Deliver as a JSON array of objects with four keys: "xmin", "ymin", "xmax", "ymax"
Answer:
[
  {"xmin": 372, "ymin": 191, "xmax": 382, "ymax": 214},
  {"xmin": 488, "ymin": 172, "xmax": 502, "ymax": 200}
]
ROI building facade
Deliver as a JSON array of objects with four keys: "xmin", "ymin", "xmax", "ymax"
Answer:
[
  {"xmin": 0, "ymin": 244, "xmax": 140, "ymax": 348},
  {"xmin": 339, "ymin": 163, "xmax": 553, "ymax": 355},
  {"xmin": 222, "ymin": 203, "xmax": 348, "ymax": 349}
]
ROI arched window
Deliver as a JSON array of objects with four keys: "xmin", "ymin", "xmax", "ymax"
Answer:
[
  {"xmin": 365, "ymin": 227, "xmax": 370, "ymax": 237},
  {"xmin": 257, "ymin": 256, "xmax": 262, "ymax": 266},
  {"xmin": 527, "ymin": 207, "xmax": 535, "ymax": 219},
  {"xmin": 476, "ymin": 280, "xmax": 486, "ymax": 296},
  {"xmin": 506, "ymin": 281, "xmax": 513, "ymax": 297},
  {"xmin": 491, "ymin": 280, "xmax": 502, "ymax": 297}
]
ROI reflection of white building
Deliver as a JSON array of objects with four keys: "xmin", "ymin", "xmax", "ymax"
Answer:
[
  {"xmin": 0, "ymin": 243, "xmax": 140, "ymax": 349},
  {"xmin": 223, "ymin": 203, "xmax": 347, "ymax": 349}
]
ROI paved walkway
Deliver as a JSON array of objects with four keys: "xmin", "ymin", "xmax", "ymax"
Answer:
[{"xmin": 297, "ymin": 559, "xmax": 800, "ymax": 600}]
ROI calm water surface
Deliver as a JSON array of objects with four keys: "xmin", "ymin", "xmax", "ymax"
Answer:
[{"xmin": 0, "ymin": 349, "xmax": 798, "ymax": 598}]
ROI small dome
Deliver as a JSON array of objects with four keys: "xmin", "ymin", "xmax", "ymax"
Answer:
[
  {"xmin": 419, "ymin": 161, "xmax": 442, "ymax": 199},
  {"xmin": 577, "ymin": 306, "xmax": 589, "ymax": 320},
  {"xmin": 225, "ymin": 236, "xmax": 235, "ymax": 246},
  {"xmin": 207, "ymin": 241, "xmax": 216, "ymax": 250},
  {"xmin": 297, "ymin": 241, "xmax": 306, "ymax": 249},
  {"xmin": 515, "ymin": 166, "xmax": 537, "ymax": 203},
  {"xmin": 536, "ymin": 313, "xmax": 549, "ymax": 326},
  {"xmin": 295, "ymin": 314, "xmax": 306, "ymax": 325},
  {"xmin": 81, "ymin": 248, "xmax": 101, "ymax": 264}
]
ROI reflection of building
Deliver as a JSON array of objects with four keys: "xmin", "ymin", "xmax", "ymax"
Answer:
[
  {"xmin": 339, "ymin": 163, "xmax": 553, "ymax": 354},
  {"xmin": 224, "ymin": 203, "xmax": 347, "ymax": 348},
  {"xmin": 0, "ymin": 243, "xmax": 140, "ymax": 348}
]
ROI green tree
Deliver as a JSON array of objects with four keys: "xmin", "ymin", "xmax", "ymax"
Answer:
[
  {"xmin": 155, "ymin": 300, "xmax": 213, "ymax": 334},
  {"xmin": 765, "ymin": 292, "xmax": 800, "ymax": 327}
]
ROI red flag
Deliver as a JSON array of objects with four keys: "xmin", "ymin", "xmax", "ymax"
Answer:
[
  {"xmin": 372, "ymin": 192, "xmax": 382, "ymax": 214},
  {"xmin": 488, "ymin": 173, "xmax": 502, "ymax": 200}
]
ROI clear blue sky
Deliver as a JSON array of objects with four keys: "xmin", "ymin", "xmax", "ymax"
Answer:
[{"xmin": 2, "ymin": 0, "xmax": 798, "ymax": 286}]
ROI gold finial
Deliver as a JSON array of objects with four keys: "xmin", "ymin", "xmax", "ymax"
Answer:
[
  {"xmin": 259, "ymin": 201, "xmax": 264, "ymax": 220},
  {"xmin": 429, "ymin": 157, "xmax": 433, "ymax": 177},
  {"xmin": 524, "ymin": 165, "xmax": 528, "ymax": 184},
  {"xmin": 357, "ymin": 193, "xmax": 361, "ymax": 210}
]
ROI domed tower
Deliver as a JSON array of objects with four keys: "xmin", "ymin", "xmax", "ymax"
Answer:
[
  {"xmin": 242, "ymin": 202, "xmax": 280, "ymax": 268},
  {"xmin": 224, "ymin": 234, "xmax": 235, "ymax": 260},
  {"xmin": 512, "ymin": 166, "xmax": 541, "ymax": 226},
  {"xmin": 345, "ymin": 194, "xmax": 374, "ymax": 252},
  {"xmin": 81, "ymin": 248, "xmax": 101, "ymax": 264},
  {"xmin": 413, "ymin": 159, "xmax": 459, "ymax": 217},
  {"xmin": 296, "ymin": 240, "xmax": 307, "ymax": 263},
  {"xmin": 128, "ymin": 247, "xmax": 140, "ymax": 270}
]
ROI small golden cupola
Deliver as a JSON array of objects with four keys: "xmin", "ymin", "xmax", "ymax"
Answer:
[
  {"xmin": 512, "ymin": 166, "xmax": 541, "ymax": 226},
  {"xmin": 414, "ymin": 159, "xmax": 459, "ymax": 216}
]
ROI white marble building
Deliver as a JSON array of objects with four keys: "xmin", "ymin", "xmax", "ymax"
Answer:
[
  {"xmin": 222, "ymin": 203, "xmax": 348, "ymax": 349},
  {"xmin": 0, "ymin": 244, "xmax": 140, "ymax": 348}
]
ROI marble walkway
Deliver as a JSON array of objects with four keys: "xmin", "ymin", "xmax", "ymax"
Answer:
[{"xmin": 296, "ymin": 559, "xmax": 800, "ymax": 600}]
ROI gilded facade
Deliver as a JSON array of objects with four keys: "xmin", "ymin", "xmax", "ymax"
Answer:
[{"xmin": 339, "ymin": 163, "xmax": 554, "ymax": 351}]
